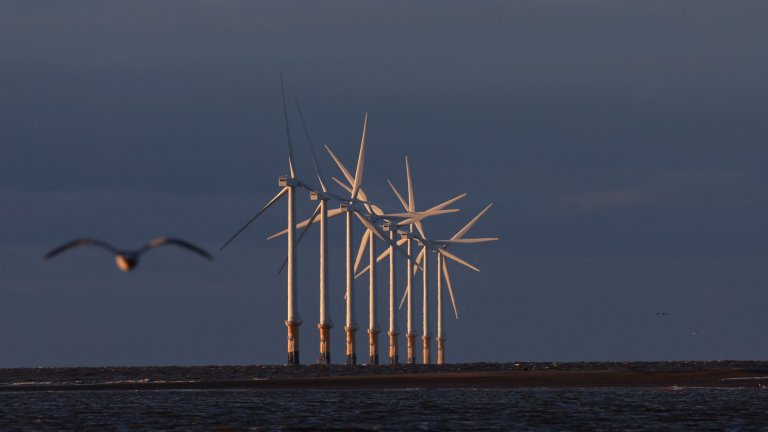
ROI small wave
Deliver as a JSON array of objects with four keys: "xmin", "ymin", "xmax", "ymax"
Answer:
[
  {"xmin": 721, "ymin": 376, "xmax": 768, "ymax": 381},
  {"xmin": 103, "ymin": 379, "xmax": 151, "ymax": 385},
  {"xmin": 657, "ymin": 385, "xmax": 686, "ymax": 391}
]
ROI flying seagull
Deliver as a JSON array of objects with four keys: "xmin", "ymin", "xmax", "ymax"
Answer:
[
  {"xmin": 654, "ymin": 312, "xmax": 670, "ymax": 317},
  {"xmin": 45, "ymin": 237, "xmax": 213, "ymax": 271}
]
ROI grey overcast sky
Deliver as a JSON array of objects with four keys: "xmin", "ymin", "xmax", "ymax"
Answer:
[{"xmin": 2, "ymin": 1, "xmax": 768, "ymax": 367}]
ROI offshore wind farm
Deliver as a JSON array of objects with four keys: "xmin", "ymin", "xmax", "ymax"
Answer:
[
  {"xmin": 220, "ymin": 76, "xmax": 497, "ymax": 366},
  {"xmin": 5, "ymin": 1, "xmax": 768, "ymax": 429}
]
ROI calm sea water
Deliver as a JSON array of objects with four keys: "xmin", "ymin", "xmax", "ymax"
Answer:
[{"xmin": 1, "ymin": 387, "xmax": 766, "ymax": 431}]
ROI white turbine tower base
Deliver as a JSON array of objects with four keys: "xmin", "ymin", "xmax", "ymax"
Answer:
[
  {"xmin": 295, "ymin": 100, "xmax": 334, "ymax": 366},
  {"xmin": 405, "ymin": 231, "xmax": 416, "ymax": 365},
  {"xmin": 344, "ymin": 206, "xmax": 358, "ymax": 365},
  {"xmin": 314, "ymin": 193, "xmax": 333, "ymax": 364},
  {"xmin": 436, "ymin": 254, "xmax": 446, "ymax": 365},
  {"xmin": 368, "ymin": 230, "xmax": 380, "ymax": 365},
  {"xmin": 422, "ymin": 249, "xmax": 431, "ymax": 364},
  {"xmin": 285, "ymin": 181, "xmax": 301, "ymax": 365},
  {"xmin": 384, "ymin": 226, "xmax": 400, "ymax": 364}
]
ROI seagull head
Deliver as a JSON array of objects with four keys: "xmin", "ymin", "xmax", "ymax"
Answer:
[{"xmin": 115, "ymin": 254, "xmax": 139, "ymax": 272}]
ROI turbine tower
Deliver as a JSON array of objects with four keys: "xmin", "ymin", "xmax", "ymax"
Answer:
[
  {"xmin": 327, "ymin": 135, "xmax": 435, "ymax": 365},
  {"xmin": 403, "ymin": 203, "xmax": 498, "ymax": 364},
  {"xmin": 221, "ymin": 74, "xmax": 308, "ymax": 365},
  {"xmin": 434, "ymin": 204, "xmax": 497, "ymax": 364},
  {"xmin": 295, "ymin": 100, "xmax": 334, "ymax": 364},
  {"xmin": 355, "ymin": 180, "xmax": 465, "ymax": 364},
  {"xmin": 324, "ymin": 116, "xmax": 369, "ymax": 365},
  {"xmin": 273, "ymin": 118, "xmax": 429, "ymax": 365},
  {"xmin": 382, "ymin": 221, "xmax": 400, "ymax": 364},
  {"xmin": 367, "ymin": 222, "xmax": 380, "ymax": 364},
  {"xmin": 385, "ymin": 157, "xmax": 466, "ymax": 364}
]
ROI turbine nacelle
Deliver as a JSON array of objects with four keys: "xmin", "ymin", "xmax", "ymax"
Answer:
[
  {"xmin": 309, "ymin": 191, "xmax": 330, "ymax": 201},
  {"xmin": 382, "ymin": 222, "xmax": 398, "ymax": 232},
  {"xmin": 278, "ymin": 176, "xmax": 299, "ymax": 187}
]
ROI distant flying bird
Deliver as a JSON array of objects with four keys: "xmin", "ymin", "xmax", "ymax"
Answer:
[
  {"xmin": 691, "ymin": 331, "xmax": 700, "ymax": 336},
  {"xmin": 654, "ymin": 312, "xmax": 670, "ymax": 317},
  {"xmin": 45, "ymin": 237, "xmax": 213, "ymax": 271}
]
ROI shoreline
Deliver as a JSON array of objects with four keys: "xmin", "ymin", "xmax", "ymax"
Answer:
[{"xmin": 2, "ymin": 361, "xmax": 768, "ymax": 392}]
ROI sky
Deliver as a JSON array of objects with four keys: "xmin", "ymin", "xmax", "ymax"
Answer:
[{"xmin": 2, "ymin": 1, "xmax": 768, "ymax": 367}]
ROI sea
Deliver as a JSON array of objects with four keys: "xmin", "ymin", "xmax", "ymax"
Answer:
[{"xmin": 0, "ymin": 365, "xmax": 766, "ymax": 431}]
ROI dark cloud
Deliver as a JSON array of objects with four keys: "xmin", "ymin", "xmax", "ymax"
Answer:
[{"xmin": 1, "ymin": 1, "xmax": 768, "ymax": 366}]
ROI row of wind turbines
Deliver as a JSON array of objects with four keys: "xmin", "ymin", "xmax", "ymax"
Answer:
[{"xmin": 221, "ymin": 78, "xmax": 498, "ymax": 365}]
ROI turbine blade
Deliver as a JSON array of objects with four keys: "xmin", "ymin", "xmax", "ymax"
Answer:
[
  {"xmin": 376, "ymin": 246, "xmax": 392, "ymax": 263},
  {"xmin": 355, "ymin": 262, "xmax": 371, "ymax": 279},
  {"xmin": 327, "ymin": 206, "xmax": 348, "ymax": 219},
  {"xmin": 276, "ymin": 256, "xmax": 288, "ymax": 276},
  {"xmin": 387, "ymin": 179, "xmax": 409, "ymax": 211},
  {"xmin": 330, "ymin": 178, "xmax": 380, "ymax": 215},
  {"xmin": 452, "ymin": 203, "xmax": 494, "ymax": 240},
  {"xmin": 438, "ymin": 248, "xmax": 480, "ymax": 272},
  {"xmin": 434, "ymin": 238, "xmax": 499, "ymax": 244},
  {"xmin": 276, "ymin": 203, "xmax": 321, "ymax": 275},
  {"xmin": 354, "ymin": 187, "xmax": 380, "ymax": 216},
  {"xmin": 333, "ymin": 176, "xmax": 352, "ymax": 193},
  {"xmin": 350, "ymin": 113, "xmax": 368, "ymax": 200},
  {"xmin": 267, "ymin": 207, "xmax": 345, "ymax": 240},
  {"xmin": 405, "ymin": 156, "xmax": 415, "ymax": 212},
  {"xmin": 442, "ymin": 256, "xmax": 459, "ymax": 319},
  {"xmin": 399, "ymin": 282, "xmax": 409, "ymax": 309},
  {"xmin": 414, "ymin": 220, "xmax": 427, "ymax": 239},
  {"xmin": 279, "ymin": 72, "xmax": 296, "ymax": 178},
  {"xmin": 410, "ymin": 194, "xmax": 467, "ymax": 240},
  {"xmin": 378, "ymin": 211, "xmax": 420, "ymax": 219},
  {"xmin": 354, "ymin": 211, "xmax": 421, "ymax": 267},
  {"xmin": 353, "ymin": 212, "xmax": 385, "ymax": 241},
  {"xmin": 426, "ymin": 193, "xmax": 467, "ymax": 213},
  {"xmin": 398, "ymin": 209, "xmax": 459, "ymax": 226},
  {"xmin": 401, "ymin": 245, "xmax": 424, "ymax": 307},
  {"xmin": 295, "ymin": 98, "xmax": 327, "ymax": 192},
  {"xmin": 221, "ymin": 187, "xmax": 288, "ymax": 251},
  {"xmin": 353, "ymin": 230, "xmax": 371, "ymax": 274},
  {"xmin": 354, "ymin": 247, "xmax": 392, "ymax": 278},
  {"xmin": 412, "ymin": 247, "xmax": 426, "ymax": 277},
  {"xmin": 324, "ymin": 144, "xmax": 355, "ymax": 186}
]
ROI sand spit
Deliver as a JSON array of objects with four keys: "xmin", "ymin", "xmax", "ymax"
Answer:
[{"xmin": 1, "ymin": 361, "xmax": 767, "ymax": 392}]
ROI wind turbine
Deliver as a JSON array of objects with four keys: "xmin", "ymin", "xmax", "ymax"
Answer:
[
  {"xmin": 429, "ymin": 203, "xmax": 498, "ymax": 364},
  {"xmin": 220, "ymin": 74, "xmax": 316, "ymax": 365},
  {"xmin": 317, "ymin": 114, "xmax": 369, "ymax": 365},
  {"xmin": 395, "ymin": 203, "xmax": 497, "ymax": 364},
  {"xmin": 294, "ymin": 99, "xmax": 334, "ymax": 364},
  {"xmin": 397, "ymin": 208, "xmax": 493, "ymax": 365},
  {"xmin": 383, "ymin": 156, "xmax": 467, "ymax": 364},
  {"xmin": 269, "ymin": 116, "xmax": 431, "ymax": 365},
  {"xmin": 355, "ymin": 194, "xmax": 466, "ymax": 364},
  {"xmin": 325, "ymin": 132, "xmax": 434, "ymax": 365}
]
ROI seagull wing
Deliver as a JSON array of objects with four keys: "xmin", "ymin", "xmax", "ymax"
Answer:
[
  {"xmin": 140, "ymin": 237, "xmax": 213, "ymax": 260},
  {"xmin": 45, "ymin": 239, "xmax": 118, "ymax": 259}
]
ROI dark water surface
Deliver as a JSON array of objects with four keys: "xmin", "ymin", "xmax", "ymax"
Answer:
[
  {"xmin": 1, "ymin": 387, "xmax": 767, "ymax": 431},
  {"xmin": 2, "ymin": 363, "xmax": 768, "ymax": 430}
]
